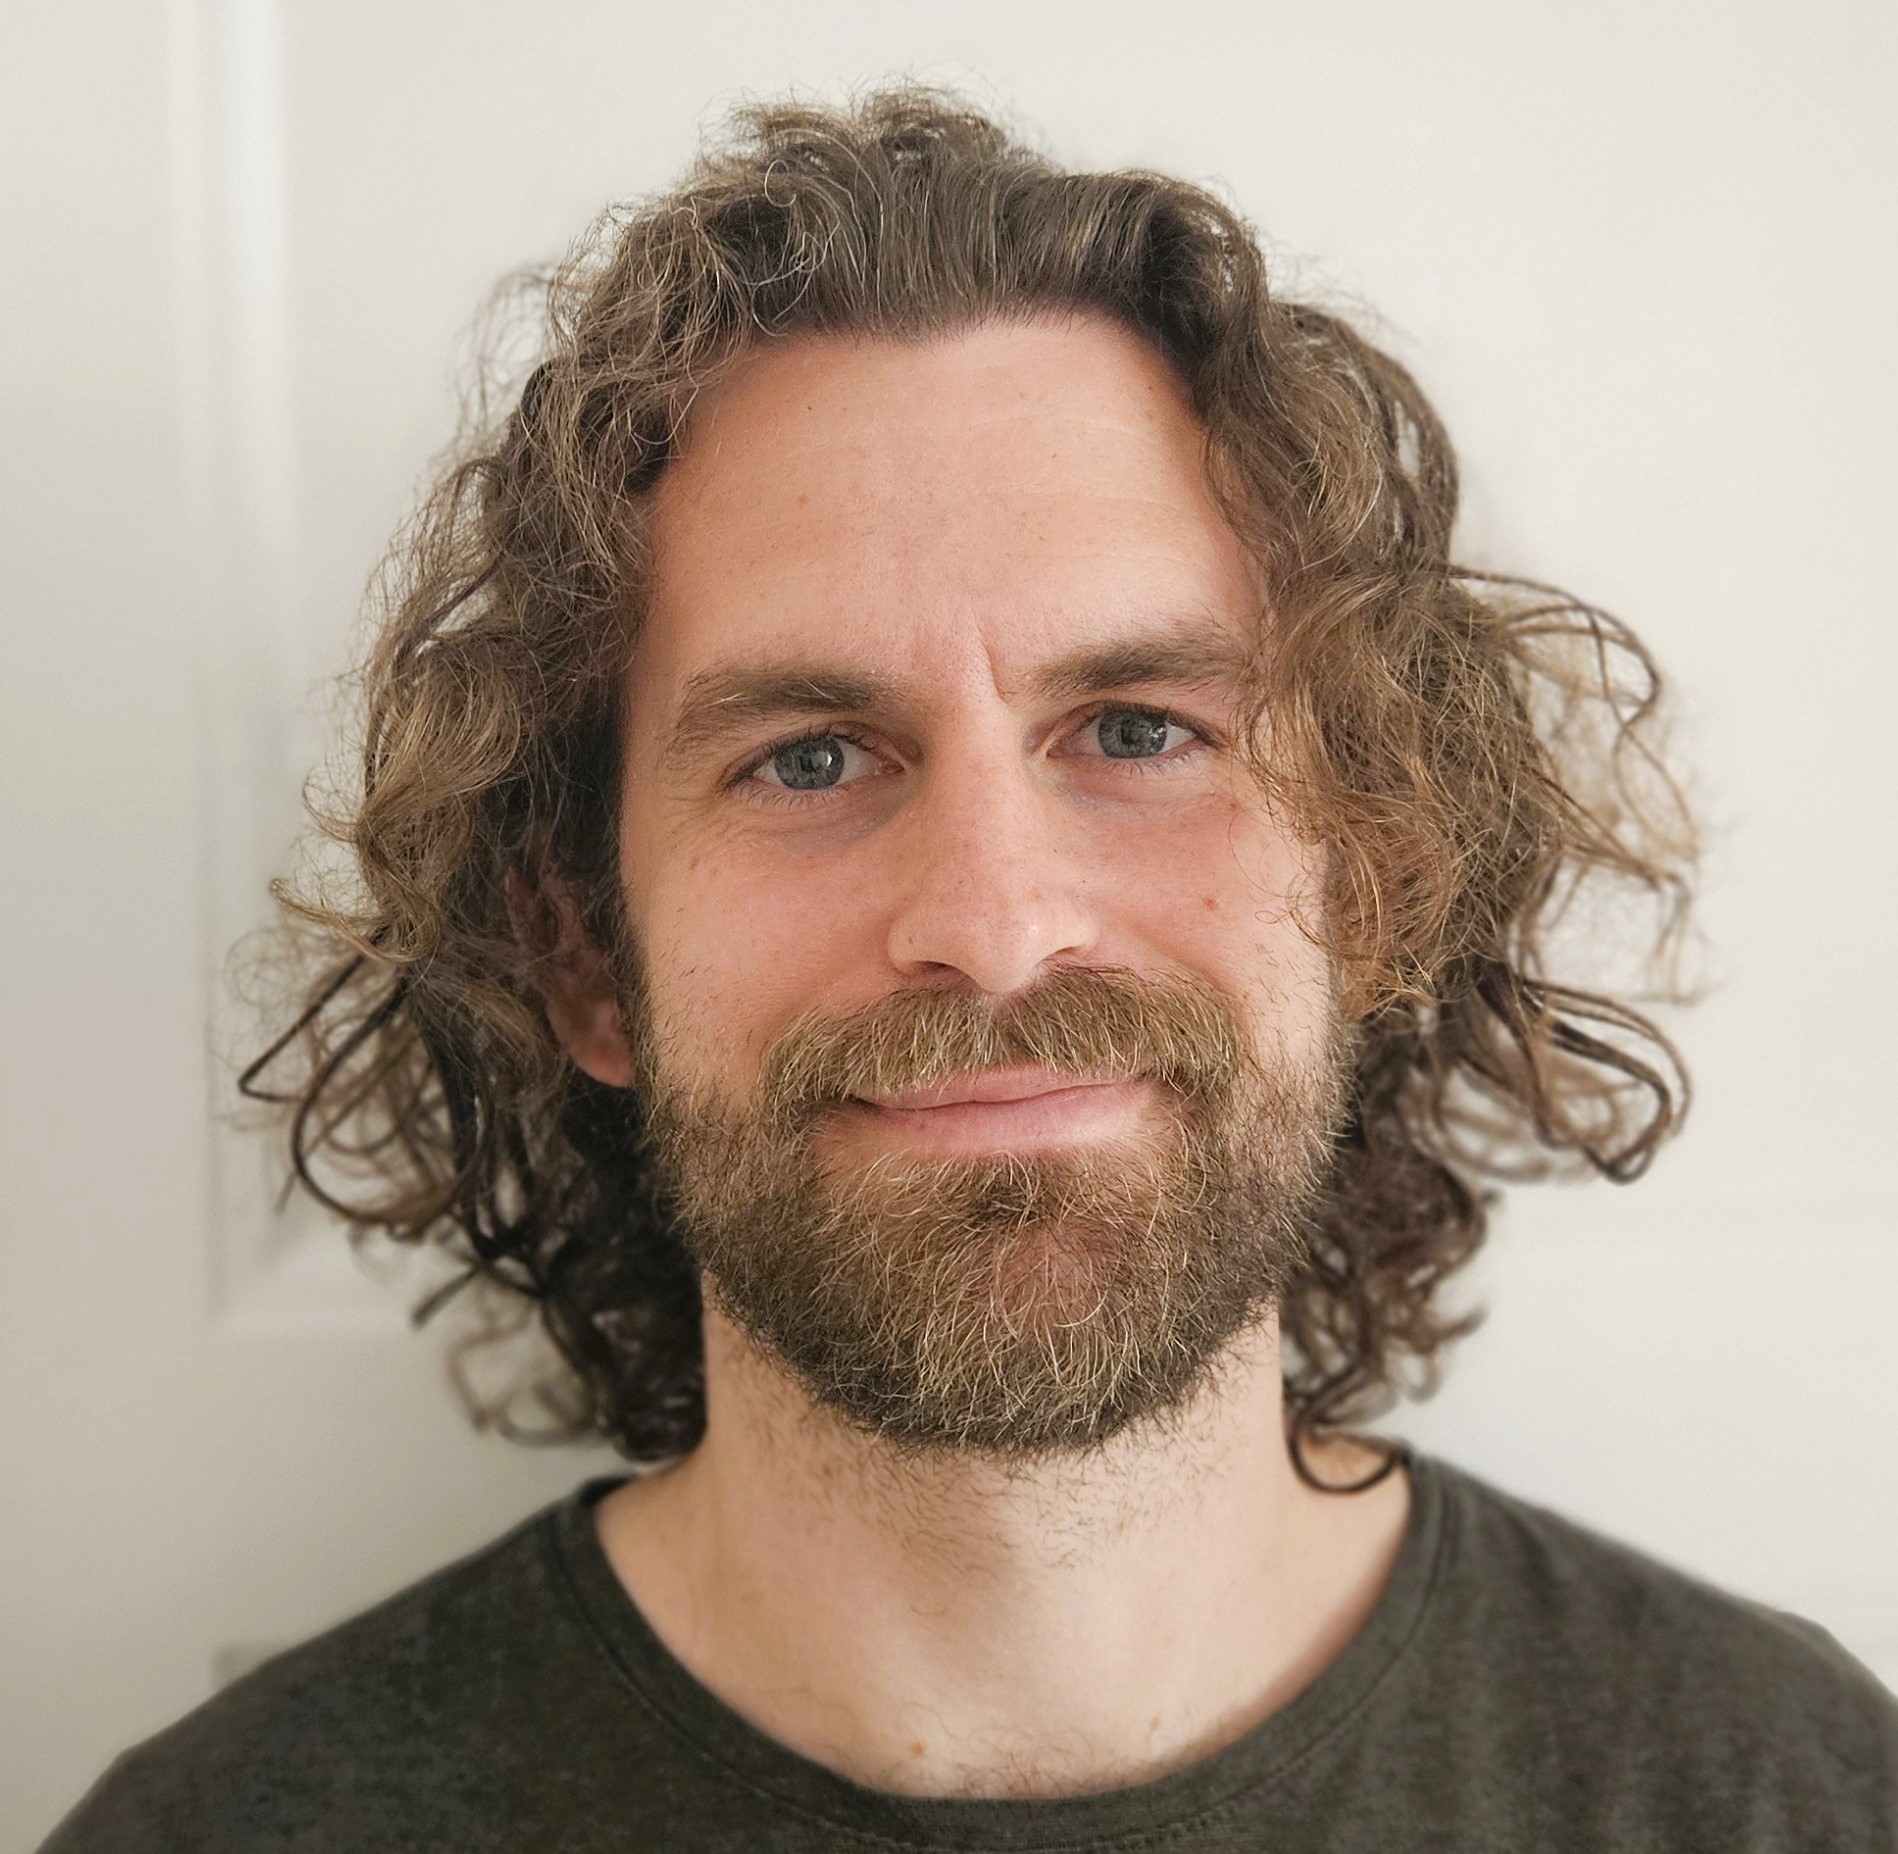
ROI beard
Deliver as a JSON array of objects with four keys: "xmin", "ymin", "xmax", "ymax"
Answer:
[{"xmin": 622, "ymin": 962, "xmax": 1350, "ymax": 1462}]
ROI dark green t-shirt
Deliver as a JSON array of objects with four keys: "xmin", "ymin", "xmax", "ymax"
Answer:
[{"xmin": 43, "ymin": 1449, "xmax": 1898, "ymax": 1851}]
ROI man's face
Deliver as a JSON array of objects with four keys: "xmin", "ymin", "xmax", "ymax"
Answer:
[{"xmin": 610, "ymin": 313, "xmax": 1349, "ymax": 1457}]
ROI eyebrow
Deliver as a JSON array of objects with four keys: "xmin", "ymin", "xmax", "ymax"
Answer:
[{"xmin": 659, "ymin": 621, "xmax": 1253, "ymax": 773}]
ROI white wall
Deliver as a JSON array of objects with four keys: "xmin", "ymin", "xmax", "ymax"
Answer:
[{"xmin": 3, "ymin": 0, "xmax": 1893, "ymax": 1844}]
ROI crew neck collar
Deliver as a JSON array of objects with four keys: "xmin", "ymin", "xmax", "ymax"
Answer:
[{"xmin": 547, "ymin": 1442, "xmax": 1449, "ymax": 1850}]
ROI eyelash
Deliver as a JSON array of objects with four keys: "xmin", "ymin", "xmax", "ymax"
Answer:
[{"xmin": 729, "ymin": 703, "xmax": 1213, "ymax": 808}]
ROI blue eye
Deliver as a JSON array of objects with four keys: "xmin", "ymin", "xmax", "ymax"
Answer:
[
  {"xmin": 1095, "ymin": 707, "xmax": 1188, "ymax": 759},
  {"xmin": 736, "ymin": 706, "xmax": 1205, "ymax": 805},
  {"xmin": 745, "ymin": 730, "xmax": 881, "ymax": 796},
  {"xmin": 1097, "ymin": 709, "xmax": 1170, "ymax": 758},
  {"xmin": 771, "ymin": 736, "xmax": 847, "ymax": 790}
]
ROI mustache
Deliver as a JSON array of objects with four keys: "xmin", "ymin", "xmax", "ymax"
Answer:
[{"xmin": 751, "ymin": 964, "xmax": 1255, "ymax": 1127}]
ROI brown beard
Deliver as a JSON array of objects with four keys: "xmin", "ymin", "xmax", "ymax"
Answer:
[{"xmin": 623, "ymin": 963, "xmax": 1351, "ymax": 1461}]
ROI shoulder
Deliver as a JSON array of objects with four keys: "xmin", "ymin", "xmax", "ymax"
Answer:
[
  {"xmin": 38, "ymin": 1491, "xmax": 608, "ymax": 1853},
  {"xmin": 1417, "ymin": 1453, "xmax": 1898, "ymax": 1846}
]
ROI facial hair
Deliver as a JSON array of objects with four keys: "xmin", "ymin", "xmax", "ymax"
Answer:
[{"xmin": 623, "ymin": 963, "xmax": 1350, "ymax": 1462}]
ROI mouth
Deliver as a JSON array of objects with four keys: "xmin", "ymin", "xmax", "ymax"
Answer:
[
  {"xmin": 839, "ymin": 1067, "xmax": 1153, "ymax": 1155},
  {"xmin": 855, "ymin": 1065, "xmax": 1122, "ymax": 1111}
]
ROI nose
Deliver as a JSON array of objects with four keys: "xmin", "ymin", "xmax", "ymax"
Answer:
[{"xmin": 884, "ymin": 749, "xmax": 1100, "ymax": 995}]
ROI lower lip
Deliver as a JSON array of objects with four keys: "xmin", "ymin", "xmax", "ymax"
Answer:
[{"xmin": 835, "ymin": 1080, "xmax": 1155, "ymax": 1156}]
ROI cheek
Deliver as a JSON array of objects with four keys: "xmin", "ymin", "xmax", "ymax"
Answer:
[
  {"xmin": 629, "ymin": 834, "xmax": 882, "ymax": 1087},
  {"xmin": 1143, "ymin": 805, "xmax": 1332, "ymax": 1049}
]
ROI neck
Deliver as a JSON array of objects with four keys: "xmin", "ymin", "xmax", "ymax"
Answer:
[{"xmin": 593, "ymin": 1304, "xmax": 1411, "ymax": 1800}]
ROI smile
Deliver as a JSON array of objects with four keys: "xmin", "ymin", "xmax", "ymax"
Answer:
[{"xmin": 841, "ymin": 1068, "xmax": 1155, "ymax": 1156}]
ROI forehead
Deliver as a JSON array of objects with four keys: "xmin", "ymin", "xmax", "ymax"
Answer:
[{"xmin": 635, "ymin": 314, "xmax": 1262, "ymax": 700}]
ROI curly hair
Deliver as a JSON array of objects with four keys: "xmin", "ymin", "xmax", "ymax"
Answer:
[{"xmin": 244, "ymin": 83, "xmax": 1695, "ymax": 1488}]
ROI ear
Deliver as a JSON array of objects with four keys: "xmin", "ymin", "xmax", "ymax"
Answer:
[{"xmin": 505, "ymin": 867, "xmax": 635, "ymax": 1088}]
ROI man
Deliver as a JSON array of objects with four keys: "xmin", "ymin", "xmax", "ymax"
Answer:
[{"xmin": 47, "ymin": 84, "xmax": 1896, "ymax": 1851}]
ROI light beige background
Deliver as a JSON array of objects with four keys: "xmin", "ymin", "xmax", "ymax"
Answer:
[{"xmin": 4, "ymin": 0, "xmax": 1894, "ymax": 1844}]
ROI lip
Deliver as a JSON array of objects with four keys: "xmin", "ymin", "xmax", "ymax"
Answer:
[
  {"xmin": 856, "ymin": 1066, "xmax": 1121, "ymax": 1112},
  {"xmin": 838, "ymin": 1068, "xmax": 1153, "ymax": 1156}
]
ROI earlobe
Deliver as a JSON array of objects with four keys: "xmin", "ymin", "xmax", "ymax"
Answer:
[
  {"xmin": 544, "ymin": 972, "xmax": 636, "ymax": 1089},
  {"xmin": 505, "ymin": 867, "xmax": 636, "ymax": 1089}
]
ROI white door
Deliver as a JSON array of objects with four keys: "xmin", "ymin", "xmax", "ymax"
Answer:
[{"xmin": 0, "ymin": 7, "xmax": 633, "ymax": 1842}]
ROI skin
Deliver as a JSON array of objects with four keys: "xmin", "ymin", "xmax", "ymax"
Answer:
[{"xmin": 544, "ymin": 312, "xmax": 1412, "ymax": 1799}]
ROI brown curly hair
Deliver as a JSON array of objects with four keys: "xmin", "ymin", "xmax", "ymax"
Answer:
[{"xmin": 243, "ymin": 82, "xmax": 1695, "ymax": 1487}]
